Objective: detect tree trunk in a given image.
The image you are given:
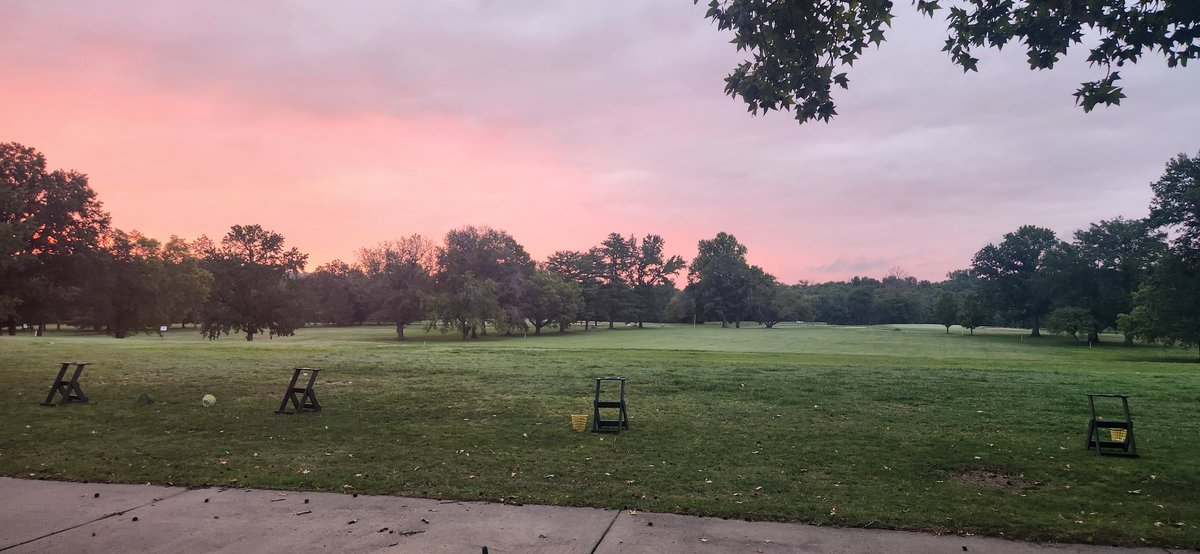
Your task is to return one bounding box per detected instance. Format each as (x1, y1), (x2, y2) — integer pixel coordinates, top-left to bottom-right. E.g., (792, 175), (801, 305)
(584, 319), (590, 331)
(245, 330), (254, 341)
(534, 322), (544, 335)
(735, 320), (741, 329)
(637, 319), (643, 329)
(470, 325), (478, 339)
(608, 319), (614, 330)
(36, 322), (46, 337)
(395, 321), (405, 340)
(1124, 333), (1134, 346)
(1029, 317), (1041, 337)
(945, 325), (950, 334)
(6, 317), (16, 335)
(1087, 330), (1099, 346)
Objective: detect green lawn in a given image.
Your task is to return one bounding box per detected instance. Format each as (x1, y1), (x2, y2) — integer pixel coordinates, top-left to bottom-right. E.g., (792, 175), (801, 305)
(1, 324), (1198, 548)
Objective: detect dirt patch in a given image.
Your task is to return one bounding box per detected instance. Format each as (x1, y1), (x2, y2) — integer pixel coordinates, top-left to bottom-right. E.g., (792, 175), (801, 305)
(950, 469), (1037, 493)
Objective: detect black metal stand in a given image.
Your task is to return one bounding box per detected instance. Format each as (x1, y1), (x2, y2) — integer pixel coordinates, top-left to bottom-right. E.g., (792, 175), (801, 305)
(276, 367), (322, 414)
(1086, 393), (1137, 457)
(592, 377), (629, 433)
(41, 362), (90, 406)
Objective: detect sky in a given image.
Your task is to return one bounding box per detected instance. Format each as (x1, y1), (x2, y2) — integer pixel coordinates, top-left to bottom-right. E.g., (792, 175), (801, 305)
(2, 2), (1198, 283)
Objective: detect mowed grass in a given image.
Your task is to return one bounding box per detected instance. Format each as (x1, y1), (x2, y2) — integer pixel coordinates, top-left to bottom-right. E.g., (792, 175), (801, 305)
(1, 324), (1199, 548)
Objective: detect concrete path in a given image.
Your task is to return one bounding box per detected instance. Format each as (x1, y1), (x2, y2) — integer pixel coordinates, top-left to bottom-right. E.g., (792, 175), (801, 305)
(0, 477), (1189, 553)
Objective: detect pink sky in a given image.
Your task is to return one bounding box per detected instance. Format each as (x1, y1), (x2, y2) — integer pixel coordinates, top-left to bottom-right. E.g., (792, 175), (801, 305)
(3, 2), (1198, 283)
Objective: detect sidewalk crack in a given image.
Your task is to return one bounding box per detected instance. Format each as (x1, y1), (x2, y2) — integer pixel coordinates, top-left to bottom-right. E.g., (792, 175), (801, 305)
(589, 510), (622, 554)
(0, 487), (192, 552)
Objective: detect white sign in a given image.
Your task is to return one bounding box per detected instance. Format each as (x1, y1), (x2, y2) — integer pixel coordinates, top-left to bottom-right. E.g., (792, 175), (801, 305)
(160, 325), (169, 333)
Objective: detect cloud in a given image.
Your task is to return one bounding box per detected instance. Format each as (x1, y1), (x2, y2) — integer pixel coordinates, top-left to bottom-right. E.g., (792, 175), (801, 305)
(1, 1), (1197, 282)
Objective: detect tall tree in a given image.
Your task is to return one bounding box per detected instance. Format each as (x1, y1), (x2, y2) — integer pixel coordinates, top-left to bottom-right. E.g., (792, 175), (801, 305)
(198, 224), (308, 341)
(524, 268), (584, 334)
(1046, 306), (1095, 343)
(1122, 150), (1200, 356)
(1119, 253), (1200, 357)
(358, 235), (436, 340)
(744, 266), (783, 327)
(160, 237), (214, 327)
(933, 291), (959, 333)
(545, 249), (605, 330)
(1149, 150), (1200, 263)
(1046, 217), (1166, 343)
(970, 225), (1059, 336)
(430, 271), (503, 340)
(699, 1), (1200, 124)
(1, 143), (111, 335)
(630, 234), (686, 327)
(774, 284), (815, 323)
(596, 233), (638, 329)
(303, 260), (366, 326)
(434, 226), (533, 338)
(77, 230), (212, 338)
(957, 290), (989, 335)
(687, 232), (753, 327)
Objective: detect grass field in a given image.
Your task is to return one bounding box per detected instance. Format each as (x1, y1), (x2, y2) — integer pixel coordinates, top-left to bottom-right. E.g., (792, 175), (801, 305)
(1, 323), (1198, 548)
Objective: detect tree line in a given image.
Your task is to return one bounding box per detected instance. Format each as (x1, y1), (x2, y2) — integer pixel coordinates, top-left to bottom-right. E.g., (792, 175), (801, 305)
(4, 142), (1199, 352)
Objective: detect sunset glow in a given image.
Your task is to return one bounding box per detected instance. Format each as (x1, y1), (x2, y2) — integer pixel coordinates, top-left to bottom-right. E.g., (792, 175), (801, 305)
(3, 2), (1198, 282)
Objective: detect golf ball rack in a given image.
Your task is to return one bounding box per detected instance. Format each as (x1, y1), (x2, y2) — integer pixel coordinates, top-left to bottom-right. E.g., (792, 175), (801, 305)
(1085, 393), (1138, 457)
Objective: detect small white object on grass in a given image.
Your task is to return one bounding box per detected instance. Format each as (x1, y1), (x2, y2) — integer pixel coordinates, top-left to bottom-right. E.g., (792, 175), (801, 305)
(202, 394), (216, 407)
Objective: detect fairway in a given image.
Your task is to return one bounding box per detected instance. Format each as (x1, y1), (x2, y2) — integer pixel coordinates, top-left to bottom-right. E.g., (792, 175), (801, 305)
(1, 324), (1198, 548)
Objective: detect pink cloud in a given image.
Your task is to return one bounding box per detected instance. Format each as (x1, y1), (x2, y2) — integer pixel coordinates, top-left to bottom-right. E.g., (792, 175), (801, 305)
(2, 2), (1197, 283)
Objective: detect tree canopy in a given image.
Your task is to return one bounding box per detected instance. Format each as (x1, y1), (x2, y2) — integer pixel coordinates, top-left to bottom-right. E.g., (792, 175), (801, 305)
(1, 142), (110, 334)
(1149, 150), (1200, 263)
(699, 0), (1200, 124)
(970, 225), (1058, 336)
(358, 235), (436, 340)
(688, 232), (755, 327)
(197, 224), (308, 341)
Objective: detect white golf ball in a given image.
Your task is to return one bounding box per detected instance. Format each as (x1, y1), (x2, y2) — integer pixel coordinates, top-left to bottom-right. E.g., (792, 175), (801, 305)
(201, 394), (216, 407)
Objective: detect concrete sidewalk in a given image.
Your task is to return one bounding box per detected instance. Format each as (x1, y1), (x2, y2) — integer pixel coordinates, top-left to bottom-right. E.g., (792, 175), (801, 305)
(0, 477), (1186, 553)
